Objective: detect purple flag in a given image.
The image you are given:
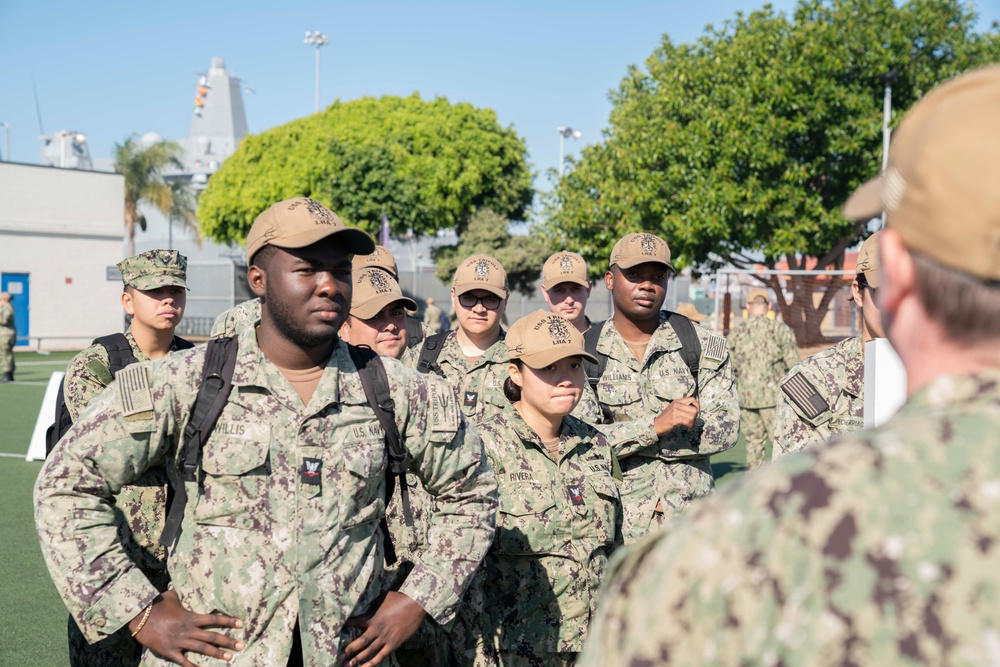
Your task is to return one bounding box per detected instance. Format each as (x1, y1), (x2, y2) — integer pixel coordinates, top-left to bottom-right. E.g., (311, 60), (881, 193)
(379, 211), (390, 246)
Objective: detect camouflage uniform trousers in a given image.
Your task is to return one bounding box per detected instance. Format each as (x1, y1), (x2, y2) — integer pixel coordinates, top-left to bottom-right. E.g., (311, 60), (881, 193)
(0, 332), (13, 375)
(741, 405), (775, 470)
(497, 649), (577, 667)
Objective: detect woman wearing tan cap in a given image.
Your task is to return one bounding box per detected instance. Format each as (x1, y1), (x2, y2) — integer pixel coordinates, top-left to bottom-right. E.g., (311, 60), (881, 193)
(456, 310), (623, 666)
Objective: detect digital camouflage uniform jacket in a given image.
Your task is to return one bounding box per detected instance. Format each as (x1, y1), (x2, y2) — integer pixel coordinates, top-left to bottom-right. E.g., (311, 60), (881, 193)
(574, 312), (739, 543)
(35, 328), (498, 666)
(404, 329), (510, 426)
(211, 298), (261, 339)
(579, 370), (1000, 666)
(727, 315), (800, 409)
(474, 405), (622, 654)
(60, 328), (188, 578)
(772, 334), (864, 460)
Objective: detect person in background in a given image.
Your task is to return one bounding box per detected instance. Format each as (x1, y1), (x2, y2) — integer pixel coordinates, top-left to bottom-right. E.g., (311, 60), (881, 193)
(540, 251), (593, 333)
(727, 288), (800, 469)
(423, 297), (444, 335)
(467, 310), (622, 666)
(772, 231), (883, 459)
(0, 291), (15, 382)
(57, 249), (193, 666)
(577, 232), (739, 543)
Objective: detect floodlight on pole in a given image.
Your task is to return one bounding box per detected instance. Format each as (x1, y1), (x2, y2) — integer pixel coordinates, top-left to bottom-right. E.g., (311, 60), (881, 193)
(304, 30), (330, 113)
(557, 126), (582, 177)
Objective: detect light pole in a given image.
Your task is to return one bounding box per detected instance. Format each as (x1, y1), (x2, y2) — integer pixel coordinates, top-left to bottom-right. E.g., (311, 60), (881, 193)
(0, 122), (9, 162)
(879, 68), (899, 230)
(304, 31), (330, 113)
(557, 126), (582, 177)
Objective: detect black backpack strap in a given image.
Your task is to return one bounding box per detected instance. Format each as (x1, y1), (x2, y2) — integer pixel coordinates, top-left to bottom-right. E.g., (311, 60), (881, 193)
(664, 311), (702, 392)
(348, 344), (409, 566)
(583, 321), (608, 388)
(173, 336), (195, 351)
(416, 331), (449, 377)
(160, 336), (238, 549)
(405, 316), (424, 350)
(94, 333), (139, 377)
(45, 379), (73, 456)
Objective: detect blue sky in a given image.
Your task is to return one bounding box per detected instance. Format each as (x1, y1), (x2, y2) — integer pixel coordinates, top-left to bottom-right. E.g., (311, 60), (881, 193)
(2, 0), (999, 197)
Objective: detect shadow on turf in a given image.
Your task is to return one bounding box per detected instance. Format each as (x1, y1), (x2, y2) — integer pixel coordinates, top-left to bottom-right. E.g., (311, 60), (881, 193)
(712, 461), (747, 480)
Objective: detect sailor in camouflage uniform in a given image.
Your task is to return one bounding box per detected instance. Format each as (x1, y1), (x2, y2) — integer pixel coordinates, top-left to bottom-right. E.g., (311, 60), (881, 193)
(579, 66), (1000, 667)
(35, 198), (498, 667)
(576, 233), (739, 544)
(406, 254), (511, 426)
(470, 311), (622, 667)
(727, 288), (800, 469)
(771, 231), (883, 459)
(540, 251), (594, 334)
(0, 291), (15, 382)
(57, 249), (190, 666)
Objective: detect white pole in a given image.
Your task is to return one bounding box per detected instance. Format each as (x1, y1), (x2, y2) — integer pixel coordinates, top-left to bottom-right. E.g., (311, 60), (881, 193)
(881, 83), (891, 173)
(559, 132), (565, 177)
(315, 46), (321, 113)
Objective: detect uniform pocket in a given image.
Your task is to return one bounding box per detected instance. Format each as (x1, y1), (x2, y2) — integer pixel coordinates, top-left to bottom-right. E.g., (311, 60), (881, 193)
(585, 475), (620, 544)
(341, 438), (387, 528)
(194, 437), (270, 530)
(497, 483), (558, 556)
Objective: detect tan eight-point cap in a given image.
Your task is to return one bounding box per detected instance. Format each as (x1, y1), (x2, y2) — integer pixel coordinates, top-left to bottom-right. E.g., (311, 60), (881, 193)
(353, 245), (398, 279)
(506, 310), (598, 369)
(855, 231), (882, 288)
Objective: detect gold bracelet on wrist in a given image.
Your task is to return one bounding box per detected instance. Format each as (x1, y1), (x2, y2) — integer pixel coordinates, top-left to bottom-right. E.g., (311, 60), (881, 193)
(130, 603), (153, 638)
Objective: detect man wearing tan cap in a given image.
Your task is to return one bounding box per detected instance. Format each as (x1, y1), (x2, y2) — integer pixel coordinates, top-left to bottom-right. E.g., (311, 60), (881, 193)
(578, 66), (1000, 666)
(36, 197), (498, 666)
(727, 287), (800, 469)
(339, 267), (417, 360)
(577, 232), (739, 544)
(541, 251), (594, 333)
(409, 253), (511, 425)
(772, 231), (884, 460)
(49, 249), (193, 666)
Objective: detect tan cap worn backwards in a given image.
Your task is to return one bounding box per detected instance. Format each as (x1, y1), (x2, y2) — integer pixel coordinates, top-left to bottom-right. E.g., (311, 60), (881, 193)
(353, 245), (398, 280)
(844, 66), (1000, 281)
(609, 232), (675, 272)
(118, 250), (188, 290)
(542, 252), (590, 289)
(452, 254), (509, 298)
(747, 288), (770, 305)
(855, 231), (882, 288)
(350, 268), (417, 320)
(506, 310), (598, 369)
(675, 302), (708, 322)
(245, 198), (375, 263)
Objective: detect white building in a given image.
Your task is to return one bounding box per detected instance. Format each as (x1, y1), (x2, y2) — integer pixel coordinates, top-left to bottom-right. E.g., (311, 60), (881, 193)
(0, 162), (125, 350)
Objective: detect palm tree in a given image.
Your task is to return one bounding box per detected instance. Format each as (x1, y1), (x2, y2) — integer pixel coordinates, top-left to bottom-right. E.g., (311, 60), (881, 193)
(114, 135), (199, 255)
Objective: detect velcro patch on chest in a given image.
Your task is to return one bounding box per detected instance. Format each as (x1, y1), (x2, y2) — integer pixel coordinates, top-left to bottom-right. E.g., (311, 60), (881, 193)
(703, 334), (728, 363)
(463, 391), (478, 410)
(117, 365), (153, 417)
(429, 380), (459, 433)
(567, 484), (585, 506)
(781, 372), (830, 420)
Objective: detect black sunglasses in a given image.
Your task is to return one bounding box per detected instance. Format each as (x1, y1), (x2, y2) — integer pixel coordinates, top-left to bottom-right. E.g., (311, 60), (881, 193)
(458, 293), (503, 310)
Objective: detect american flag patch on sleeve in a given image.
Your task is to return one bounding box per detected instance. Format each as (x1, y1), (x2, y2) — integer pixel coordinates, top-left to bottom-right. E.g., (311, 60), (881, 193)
(117, 365), (153, 417)
(781, 372), (829, 420)
(703, 335), (728, 363)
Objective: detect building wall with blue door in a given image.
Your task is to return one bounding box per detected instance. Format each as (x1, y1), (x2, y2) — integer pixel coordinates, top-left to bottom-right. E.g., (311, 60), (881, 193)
(0, 162), (124, 350)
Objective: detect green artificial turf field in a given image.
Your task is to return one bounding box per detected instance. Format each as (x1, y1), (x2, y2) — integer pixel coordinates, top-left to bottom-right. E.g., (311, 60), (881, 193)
(0, 349), (754, 665)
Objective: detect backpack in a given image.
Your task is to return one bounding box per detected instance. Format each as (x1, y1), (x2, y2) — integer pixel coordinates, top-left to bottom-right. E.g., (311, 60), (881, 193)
(404, 315), (425, 350)
(583, 312), (702, 391)
(45, 333), (194, 456)
(158, 338), (409, 565)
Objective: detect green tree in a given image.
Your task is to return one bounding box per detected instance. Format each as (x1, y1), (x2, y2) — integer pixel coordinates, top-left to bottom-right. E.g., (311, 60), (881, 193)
(548, 0), (1000, 343)
(114, 136), (198, 256)
(434, 209), (550, 296)
(198, 94), (534, 245)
